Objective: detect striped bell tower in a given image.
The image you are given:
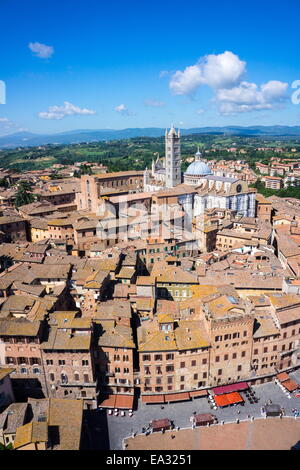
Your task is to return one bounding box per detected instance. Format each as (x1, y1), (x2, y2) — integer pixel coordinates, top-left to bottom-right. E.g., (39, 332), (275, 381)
(165, 125), (181, 188)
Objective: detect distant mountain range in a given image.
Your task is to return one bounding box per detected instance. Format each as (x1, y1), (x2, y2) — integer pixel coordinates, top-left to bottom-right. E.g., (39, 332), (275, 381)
(1, 125), (300, 149)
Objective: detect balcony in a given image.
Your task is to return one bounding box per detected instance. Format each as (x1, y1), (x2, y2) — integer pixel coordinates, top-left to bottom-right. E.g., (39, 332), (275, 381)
(280, 347), (298, 356)
(58, 380), (97, 387)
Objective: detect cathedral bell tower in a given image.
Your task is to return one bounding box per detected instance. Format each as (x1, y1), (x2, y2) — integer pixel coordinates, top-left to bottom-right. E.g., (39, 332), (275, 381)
(165, 125), (181, 188)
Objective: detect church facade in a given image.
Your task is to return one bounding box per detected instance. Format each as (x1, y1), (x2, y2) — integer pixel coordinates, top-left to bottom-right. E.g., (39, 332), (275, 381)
(193, 176), (256, 218)
(143, 126), (256, 218)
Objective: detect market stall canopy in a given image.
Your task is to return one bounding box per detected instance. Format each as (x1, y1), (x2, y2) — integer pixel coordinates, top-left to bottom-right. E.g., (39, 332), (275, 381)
(265, 404), (281, 416)
(150, 418), (171, 431)
(141, 395), (165, 404)
(165, 392), (190, 403)
(277, 372), (289, 382)
(189, 390), (208, 398)
(282, 379), (299, 392)
(194, 413), (215, 426)
(215, 391), (244, 407)
(212, 382), (249, 395)
(115, 394), (134, 409)
(99, 395), (116, 408)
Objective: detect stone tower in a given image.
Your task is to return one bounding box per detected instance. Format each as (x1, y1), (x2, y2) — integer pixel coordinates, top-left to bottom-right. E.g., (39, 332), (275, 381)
(165, 125), (181, 188)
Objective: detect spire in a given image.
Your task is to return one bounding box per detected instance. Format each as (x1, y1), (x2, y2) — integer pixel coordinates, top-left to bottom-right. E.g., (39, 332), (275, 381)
(168, 124), (176, 136)
(195, 146), (202, 161)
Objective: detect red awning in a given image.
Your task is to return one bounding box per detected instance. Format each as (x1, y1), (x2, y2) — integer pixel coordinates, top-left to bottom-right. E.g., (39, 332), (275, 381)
(189, 390), (208, 398)
(282, 379), (299, 392)
(141, 394), (165, 404)
(277, 372), (289, 383)
(212, 382), (249, 395)
(165, 392), (190, 402)
(215, 391), (244, 407)
(99, 395), (116, 408)
(115, 394), (134, 409)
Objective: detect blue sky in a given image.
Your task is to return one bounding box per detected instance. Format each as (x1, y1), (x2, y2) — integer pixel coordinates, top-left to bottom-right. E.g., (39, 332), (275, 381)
(1, 0), (300, 135)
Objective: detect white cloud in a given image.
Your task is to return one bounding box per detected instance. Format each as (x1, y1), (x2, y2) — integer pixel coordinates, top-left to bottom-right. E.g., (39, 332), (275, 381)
(201, 51), (246, 89)
(196, 108), (205, 115)
(38, 101), (96, 120)
(261, 80), (288, 101)
(216, 80), (288, 114)
(169, 51), (246, 95)
(159, 70), (170, 78)
(170, 64), (203, 96)
(0, 117), (14, 129)
(169, 50), (288, 114)
(144, 99), (166, 107)
(114, 104), (134, 116)
(29, 42), (54, 59)
(115, 104), (127, 113)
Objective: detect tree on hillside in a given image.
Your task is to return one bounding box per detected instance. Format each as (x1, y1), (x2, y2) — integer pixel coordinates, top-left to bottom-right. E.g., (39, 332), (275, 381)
(73, 164), (93, 178)
(14, 180), (35, 208)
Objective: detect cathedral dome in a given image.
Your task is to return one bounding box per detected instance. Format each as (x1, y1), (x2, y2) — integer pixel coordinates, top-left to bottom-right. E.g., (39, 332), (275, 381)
(185, 160), (212, 176)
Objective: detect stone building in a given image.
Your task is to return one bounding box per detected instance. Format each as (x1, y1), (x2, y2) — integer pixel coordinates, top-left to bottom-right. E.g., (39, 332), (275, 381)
(138, 315), (210, 397)
(0, 216), (28, 243)
(202, 294), (254, 385)
(97, 322), (136, 399)
(155, 266), (198, 301)
(0, 319), (46, 400)
(40, 313), (97, 409)
(256, 194), (272, 223)
(78, 171), (144, 213)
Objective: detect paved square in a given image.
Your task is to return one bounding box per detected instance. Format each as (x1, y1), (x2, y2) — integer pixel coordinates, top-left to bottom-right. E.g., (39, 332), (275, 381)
(89, 369), (300, 449)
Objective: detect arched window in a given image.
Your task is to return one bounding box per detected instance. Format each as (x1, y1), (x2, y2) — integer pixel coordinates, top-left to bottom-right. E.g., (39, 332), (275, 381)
(61, 372), (68, 384)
